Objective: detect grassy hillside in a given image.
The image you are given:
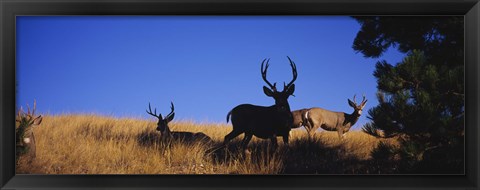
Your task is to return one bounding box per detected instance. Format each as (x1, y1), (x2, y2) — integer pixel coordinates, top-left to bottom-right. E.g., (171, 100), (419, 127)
(16, 114), (398, 174)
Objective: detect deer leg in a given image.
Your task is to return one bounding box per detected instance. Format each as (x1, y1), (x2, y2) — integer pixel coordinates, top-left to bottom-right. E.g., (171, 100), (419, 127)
(304, 126), (311, 139)
(282, 134), (289, 147)
(205, 130), (243, 154)
(223, 129), (243, 146)
(306, 120), (316, 139)
(241, 133), (253, 155)
(309, 127), (317, 139)
(270, 135), (278, 152)
(241, 133), (253, 150)
(337, 130), (344, 140)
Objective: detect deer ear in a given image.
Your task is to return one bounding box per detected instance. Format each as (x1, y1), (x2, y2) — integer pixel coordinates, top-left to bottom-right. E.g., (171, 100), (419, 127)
(263, 86), (274, 97)
(285, 84), (295, 96)
(348, 99), (356, 107)
(166, 112), (175, 123)
(33, 116), (43, 125)
(360, 100), (368, 108)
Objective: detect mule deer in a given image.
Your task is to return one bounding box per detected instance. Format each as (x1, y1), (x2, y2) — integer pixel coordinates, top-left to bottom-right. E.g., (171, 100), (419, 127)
(222, 57), (297, 151)
(303, 95), (367, 139)
(146, 102), (211, 144)
(16, 100), (43, 163)
(291, 108), (313, 138)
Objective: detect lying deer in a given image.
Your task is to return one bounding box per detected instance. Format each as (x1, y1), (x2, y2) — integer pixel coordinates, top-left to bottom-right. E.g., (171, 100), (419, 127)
(301, 95), (367, 139)
(146, 102), (211, 144)
(222, 57), (297, 151)
(16, 100), (43, 163)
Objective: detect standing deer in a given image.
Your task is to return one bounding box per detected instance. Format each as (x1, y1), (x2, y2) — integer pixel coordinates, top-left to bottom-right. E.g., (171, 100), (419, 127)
(146, 102), (211, 143)
(291, 108), (314, 138)
(16, 100), (43, 164)
(222, 57), (297, 151)
(303, 95), (367, 139)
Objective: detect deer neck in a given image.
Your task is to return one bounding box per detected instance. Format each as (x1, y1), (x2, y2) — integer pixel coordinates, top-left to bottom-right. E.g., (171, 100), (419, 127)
(162, 126), (172, 138)
(343, 111), (361, 126)
(272, 103), (291, 113)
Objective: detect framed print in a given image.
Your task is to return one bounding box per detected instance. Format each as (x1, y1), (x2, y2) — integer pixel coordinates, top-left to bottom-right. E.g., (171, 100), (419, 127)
(1, 0), (479, 189)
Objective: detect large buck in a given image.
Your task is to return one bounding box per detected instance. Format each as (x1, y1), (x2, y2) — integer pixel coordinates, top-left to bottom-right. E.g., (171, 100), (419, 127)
(146, 102), (211, 143)
(222, 57), (297, 151)
(16, 100), (43, 163)
(299, 95), (367, 139)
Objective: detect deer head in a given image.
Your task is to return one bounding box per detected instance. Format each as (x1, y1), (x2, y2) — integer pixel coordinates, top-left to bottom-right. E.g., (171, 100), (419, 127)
(261, 56), (297, 112)
(348, 94), (368, 116)
(146, 102), (175, 136)
(16, 100), (43, 128)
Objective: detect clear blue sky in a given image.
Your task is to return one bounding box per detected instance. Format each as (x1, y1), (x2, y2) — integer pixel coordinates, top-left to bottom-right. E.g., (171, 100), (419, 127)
(16, 16), (404, 129)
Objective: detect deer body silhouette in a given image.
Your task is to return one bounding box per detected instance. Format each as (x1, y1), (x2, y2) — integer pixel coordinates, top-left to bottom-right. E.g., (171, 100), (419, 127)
(223, 57), (298, 151)
(147, 102), (211, 143)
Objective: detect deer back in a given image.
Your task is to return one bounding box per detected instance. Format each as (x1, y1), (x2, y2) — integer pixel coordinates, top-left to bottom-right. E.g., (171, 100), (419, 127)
(307, 107), (347, 131)
(170, 131), (212, 144)
(229, 104), (292, 138)
(291, 108), (309, 129)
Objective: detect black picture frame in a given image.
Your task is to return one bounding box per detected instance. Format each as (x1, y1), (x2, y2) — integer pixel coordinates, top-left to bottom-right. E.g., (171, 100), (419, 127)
(1, 0), (478, 189)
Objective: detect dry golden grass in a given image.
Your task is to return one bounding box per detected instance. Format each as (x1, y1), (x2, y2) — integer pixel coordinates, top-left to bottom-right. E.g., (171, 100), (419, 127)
(16, 114), (397, 174)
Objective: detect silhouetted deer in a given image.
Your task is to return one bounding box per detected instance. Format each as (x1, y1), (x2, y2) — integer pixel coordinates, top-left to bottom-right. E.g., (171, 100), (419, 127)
(303, 95), (367, 139)
(146, 102), (211, 144)
(222, 57), (298, 151)
(16, 100), (43, 163)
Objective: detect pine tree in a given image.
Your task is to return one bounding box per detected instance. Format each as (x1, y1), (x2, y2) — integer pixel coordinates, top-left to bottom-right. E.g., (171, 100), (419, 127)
(353, 16), (464, 173)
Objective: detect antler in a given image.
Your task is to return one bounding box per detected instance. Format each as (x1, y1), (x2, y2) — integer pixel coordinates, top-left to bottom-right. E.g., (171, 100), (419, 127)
(361, 94), (367, 106)
(146, 103), (161, 119)
(352, 94), (367, 106)
(16, 107), (23, 122)
(284, 56), (297, 90)
(261, 58), (277, 91)
(27, 100), (39, 121)
(165, 102), (174, 120)
(30, 100), (36, 117)
(16, 100), (42, 125)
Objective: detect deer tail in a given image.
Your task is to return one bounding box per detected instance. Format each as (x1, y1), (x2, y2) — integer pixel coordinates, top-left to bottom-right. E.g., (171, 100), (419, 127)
(226, 110), (232, 123)
(302, 110), (310, 126)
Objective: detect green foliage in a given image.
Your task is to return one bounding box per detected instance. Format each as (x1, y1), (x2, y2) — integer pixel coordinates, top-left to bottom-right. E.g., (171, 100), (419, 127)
(369, 141), (399, 173)
(355, 16), (464, 173)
